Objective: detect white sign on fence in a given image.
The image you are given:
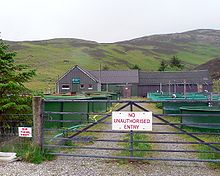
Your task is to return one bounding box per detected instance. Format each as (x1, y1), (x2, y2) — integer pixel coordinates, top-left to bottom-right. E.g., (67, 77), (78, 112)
(112, 111), (152, 131)
(18, 127), (32, 137)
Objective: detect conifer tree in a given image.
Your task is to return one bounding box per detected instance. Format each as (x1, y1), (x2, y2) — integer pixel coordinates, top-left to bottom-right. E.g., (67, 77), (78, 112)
(158, 60), (167, 71)
(0, 41), (36, 115)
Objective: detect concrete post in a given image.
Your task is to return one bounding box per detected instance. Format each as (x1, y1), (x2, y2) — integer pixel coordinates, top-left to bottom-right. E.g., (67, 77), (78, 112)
(33, 96), (43, 147)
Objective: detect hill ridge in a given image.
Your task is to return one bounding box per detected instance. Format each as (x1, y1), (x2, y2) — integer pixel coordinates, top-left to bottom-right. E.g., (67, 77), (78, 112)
(3, 28), (220, 90)
(4, 29), (220, 44)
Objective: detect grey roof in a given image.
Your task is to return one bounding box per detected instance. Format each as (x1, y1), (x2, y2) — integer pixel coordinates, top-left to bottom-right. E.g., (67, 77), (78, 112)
(139, 70), (211, 85)
(76, 65), (99, 82)
(89, 70), (139, 84)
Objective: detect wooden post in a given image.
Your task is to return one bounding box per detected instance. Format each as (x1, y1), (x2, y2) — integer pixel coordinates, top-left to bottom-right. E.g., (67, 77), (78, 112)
(33, 96), (43, 147)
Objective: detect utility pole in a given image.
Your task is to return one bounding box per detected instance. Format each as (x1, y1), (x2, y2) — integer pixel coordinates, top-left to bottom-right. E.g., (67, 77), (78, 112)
(98, 63), (102, 91)
(183, 79), (186, 98)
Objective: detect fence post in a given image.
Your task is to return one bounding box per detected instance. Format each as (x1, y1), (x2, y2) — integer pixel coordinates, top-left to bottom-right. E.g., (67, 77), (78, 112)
(33, 96), (43, 147)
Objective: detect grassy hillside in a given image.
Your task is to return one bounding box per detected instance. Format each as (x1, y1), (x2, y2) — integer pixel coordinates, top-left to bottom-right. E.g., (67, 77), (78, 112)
(5, 29), (220, 91)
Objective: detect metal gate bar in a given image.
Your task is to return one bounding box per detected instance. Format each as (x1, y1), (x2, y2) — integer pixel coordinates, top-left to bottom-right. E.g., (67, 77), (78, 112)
(68, 102), (130, 139)
(44, 145), (220, 154)
(132, 102), (220, 152)
(43, 99), (220, 163)
(44, 138), (220, 145)
(43, 129), (220, 135)
(48, 153), (220, 163)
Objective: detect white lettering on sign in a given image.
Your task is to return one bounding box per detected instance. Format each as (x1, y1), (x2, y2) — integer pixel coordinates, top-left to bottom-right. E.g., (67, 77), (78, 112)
(112, 111), (152, 131)
(18, 127), (32, 137)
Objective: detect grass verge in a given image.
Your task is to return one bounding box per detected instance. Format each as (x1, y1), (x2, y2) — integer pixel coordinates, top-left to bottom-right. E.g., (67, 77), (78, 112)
(117, 133), (152, 164)
(1, 139), (55, 164)
(181, 126), (220, 168)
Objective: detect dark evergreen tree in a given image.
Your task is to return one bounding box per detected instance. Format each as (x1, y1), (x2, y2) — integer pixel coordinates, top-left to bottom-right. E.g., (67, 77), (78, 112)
(158, 60), (167, 71)
(0, 41), (36, 115)
(169, 56), (184, 69)
(158, 56), (184, 71)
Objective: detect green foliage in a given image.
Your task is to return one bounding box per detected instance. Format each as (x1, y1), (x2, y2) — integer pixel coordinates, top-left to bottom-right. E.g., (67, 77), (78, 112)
(102, 65), (110, 70)
(198, 143), (220, 168)
(64, 139), (76, 146)
(165, 65), (184, 71)
(32, 90), (44, 97)
(169, 56), (184, 69)
(213, 80), (220, 93)
(129, 64), (141, 70)
(1, 139), (55, 164)
(158, 60), (167, 71)
(0, 41), (36, 114)
(158, 56), (184, 71)
(155, 103), (163, 109)
(118, 133), (152, 163)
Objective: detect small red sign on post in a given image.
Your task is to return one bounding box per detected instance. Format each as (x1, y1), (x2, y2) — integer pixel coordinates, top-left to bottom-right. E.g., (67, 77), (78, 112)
(18, 127), (32, 137)
(112, 111), (152, 131)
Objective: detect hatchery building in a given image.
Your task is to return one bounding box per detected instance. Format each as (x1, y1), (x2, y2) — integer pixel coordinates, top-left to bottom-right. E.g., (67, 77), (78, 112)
(56, 65), (212, 97)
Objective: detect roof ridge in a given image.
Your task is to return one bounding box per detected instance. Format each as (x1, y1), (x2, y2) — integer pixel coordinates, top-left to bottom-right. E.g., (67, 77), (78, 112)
(140, 69), (208, 73)
(76, 65), (99, 82)
(89, 70), (139, 72)
(56, 65), (99, 83)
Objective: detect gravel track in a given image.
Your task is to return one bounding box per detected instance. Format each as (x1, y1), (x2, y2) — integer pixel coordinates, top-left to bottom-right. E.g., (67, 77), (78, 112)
(1, 104), (220, 176)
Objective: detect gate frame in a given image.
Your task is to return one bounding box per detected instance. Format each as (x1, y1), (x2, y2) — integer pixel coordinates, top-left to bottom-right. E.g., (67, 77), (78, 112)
(38, 98), (220, 163)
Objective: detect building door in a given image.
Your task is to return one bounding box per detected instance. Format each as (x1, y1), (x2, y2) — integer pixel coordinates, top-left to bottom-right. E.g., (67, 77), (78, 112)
(72, 84), (79, 93)
(122, 86), (131, 98)
(72, 78), (80, 93)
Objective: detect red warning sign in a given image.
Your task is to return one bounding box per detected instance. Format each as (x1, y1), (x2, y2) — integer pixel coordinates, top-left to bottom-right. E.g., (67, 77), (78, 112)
(18, 127), (32, 137)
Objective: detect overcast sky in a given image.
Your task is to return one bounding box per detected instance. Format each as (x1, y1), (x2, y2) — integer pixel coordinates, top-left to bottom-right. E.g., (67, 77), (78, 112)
(0, 0), (220, 43)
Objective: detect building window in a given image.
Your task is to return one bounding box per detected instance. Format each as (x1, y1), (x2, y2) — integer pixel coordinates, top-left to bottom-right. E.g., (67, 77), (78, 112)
(80, 84), (85, 89)
(61, 84), (70, 90)
(88, 84), (93, 90)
